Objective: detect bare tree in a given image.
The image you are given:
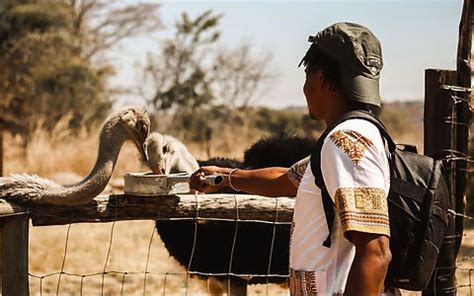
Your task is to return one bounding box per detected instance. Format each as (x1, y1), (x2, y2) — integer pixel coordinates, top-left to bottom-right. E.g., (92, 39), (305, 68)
(66, 0), (162, 60)
(142, 10), (221, 113)
(212, 43), (276, 108)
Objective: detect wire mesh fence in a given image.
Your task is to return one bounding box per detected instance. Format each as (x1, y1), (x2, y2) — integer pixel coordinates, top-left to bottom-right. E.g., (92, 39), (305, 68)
(23, 200), (474, 295)
(4, 85), (474, 295)
(27, 194), (292, 295)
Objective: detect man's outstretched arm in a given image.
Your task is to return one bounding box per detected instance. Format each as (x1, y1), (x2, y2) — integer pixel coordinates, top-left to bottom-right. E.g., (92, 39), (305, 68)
(189, 166), (298, 197)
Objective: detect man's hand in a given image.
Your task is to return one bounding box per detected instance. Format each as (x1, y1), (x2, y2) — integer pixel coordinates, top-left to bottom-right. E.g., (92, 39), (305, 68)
(189, 166), (231, 193)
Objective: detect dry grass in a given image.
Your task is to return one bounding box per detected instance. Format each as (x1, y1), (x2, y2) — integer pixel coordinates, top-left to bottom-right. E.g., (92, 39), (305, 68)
(28, 220), (288, 295)
(28, 221), (209, 295)
(4, 125), (286, 295)
(4, 124), (146, 179)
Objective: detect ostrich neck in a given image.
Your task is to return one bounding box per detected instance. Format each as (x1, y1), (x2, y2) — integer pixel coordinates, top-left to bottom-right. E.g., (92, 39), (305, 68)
(172, 147), (199, 174)
(45, 124), (126, 205)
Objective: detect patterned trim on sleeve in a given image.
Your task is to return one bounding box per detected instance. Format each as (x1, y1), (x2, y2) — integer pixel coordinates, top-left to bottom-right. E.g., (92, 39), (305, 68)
(289, 221), (295, 259)
(334, 187), (390, 236)
(287, 157), (310, 187)
(289, 269), (317, 295)
(328, 130), (373, 165)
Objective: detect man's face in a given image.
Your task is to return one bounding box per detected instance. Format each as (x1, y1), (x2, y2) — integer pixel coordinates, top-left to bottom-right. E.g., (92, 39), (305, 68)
(303, 67), (325, 120)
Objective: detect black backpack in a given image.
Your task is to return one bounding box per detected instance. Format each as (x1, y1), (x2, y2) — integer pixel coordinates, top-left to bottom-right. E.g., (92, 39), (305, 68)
(310, 110), (452, 291)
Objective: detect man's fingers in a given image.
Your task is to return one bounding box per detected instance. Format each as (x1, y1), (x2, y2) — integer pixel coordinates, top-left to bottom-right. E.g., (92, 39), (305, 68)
(189, 166), (226, 193)
(189, 170), (204, 191)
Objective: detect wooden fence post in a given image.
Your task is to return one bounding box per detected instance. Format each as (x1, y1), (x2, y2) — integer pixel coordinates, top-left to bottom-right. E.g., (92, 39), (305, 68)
(423, 69), (458, 295)
(455, 0), (472, 255)
(0, 132), (3, 177)
(423, 1), (471, 294)
(0, 212), (29, 296)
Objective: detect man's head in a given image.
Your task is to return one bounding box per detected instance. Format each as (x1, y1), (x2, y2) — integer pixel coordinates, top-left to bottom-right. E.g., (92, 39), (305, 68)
(300, 22), (383, 120)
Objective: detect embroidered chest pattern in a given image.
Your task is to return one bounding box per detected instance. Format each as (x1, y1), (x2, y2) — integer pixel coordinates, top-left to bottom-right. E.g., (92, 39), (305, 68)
(329, 130), (374, 165)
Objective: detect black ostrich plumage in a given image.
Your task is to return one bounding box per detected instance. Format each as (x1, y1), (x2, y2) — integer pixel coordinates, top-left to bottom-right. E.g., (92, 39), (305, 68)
(156, 133), (315, 285)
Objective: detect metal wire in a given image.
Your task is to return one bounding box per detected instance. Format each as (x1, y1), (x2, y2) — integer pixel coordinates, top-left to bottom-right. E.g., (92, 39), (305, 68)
(39, 276), (43, 296)
(55, 210), (74, 295)
(227, 194), (240, 295)
(162, 272), (168, 296)
(21, 195), (474, 295)
(120, 272), (127, 296)
(101, 197), (118, 296)
(80, 275), (85, 296)
(441, 85), (472, 92)
(18, 85), (474, 295)
(185, 192), (200, 296)
(29, 212), (292, 225)
(266, 198), (280, 296)
(143, 224), (156, 295)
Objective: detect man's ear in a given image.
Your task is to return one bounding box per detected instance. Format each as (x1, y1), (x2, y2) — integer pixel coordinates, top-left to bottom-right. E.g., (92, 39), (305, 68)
(316, 70), (331, 91)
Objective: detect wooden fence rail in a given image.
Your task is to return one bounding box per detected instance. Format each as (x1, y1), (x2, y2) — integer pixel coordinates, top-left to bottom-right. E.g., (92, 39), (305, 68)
(27, 194), (295, 226)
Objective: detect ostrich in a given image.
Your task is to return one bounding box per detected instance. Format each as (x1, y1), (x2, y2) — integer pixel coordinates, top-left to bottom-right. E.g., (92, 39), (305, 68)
(144, 132), (200, 174)
(143, 132), (314, 295)
(47, 172), (116, 194)
(1, 107), (150, 206)
(144, 132), (243, 175)
(243, 133), (316, 169)
(144, 132), (315, 175)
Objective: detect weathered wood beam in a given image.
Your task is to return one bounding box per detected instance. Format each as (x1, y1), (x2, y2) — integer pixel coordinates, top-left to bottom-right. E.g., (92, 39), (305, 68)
(457, 0), (472, 88)
(424, 69), (458, 157)
(0, 132), (3, 177)
(0, 213), (29, 296)
(454, 0), (472, 254)
(27, 194), (295, 226)
(423, 69), (458, 296)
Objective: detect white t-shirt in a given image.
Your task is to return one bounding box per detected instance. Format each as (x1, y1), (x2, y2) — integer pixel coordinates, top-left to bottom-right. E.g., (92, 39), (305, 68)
(286, 119), (391, 295)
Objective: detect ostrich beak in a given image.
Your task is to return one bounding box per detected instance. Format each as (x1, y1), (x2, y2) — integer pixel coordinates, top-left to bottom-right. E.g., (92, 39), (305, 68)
(151, 166), (165, 175)
(141, 143), (149, 162)
(134, 138), (148, 162)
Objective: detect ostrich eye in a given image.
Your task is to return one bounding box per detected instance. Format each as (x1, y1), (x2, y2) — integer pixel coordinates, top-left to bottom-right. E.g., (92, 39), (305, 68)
(162, 145), (168, 154)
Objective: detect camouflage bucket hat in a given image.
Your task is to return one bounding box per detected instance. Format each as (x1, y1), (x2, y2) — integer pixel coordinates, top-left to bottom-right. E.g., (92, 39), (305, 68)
(302, 22), (383, 107)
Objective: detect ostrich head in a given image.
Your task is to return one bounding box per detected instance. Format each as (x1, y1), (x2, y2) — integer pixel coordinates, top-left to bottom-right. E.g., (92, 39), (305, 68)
(117, 107), (150, 162)
(144, 132), (173, 175)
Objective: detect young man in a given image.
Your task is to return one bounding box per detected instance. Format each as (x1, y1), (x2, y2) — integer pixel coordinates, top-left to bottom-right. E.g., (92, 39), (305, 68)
(190, 22), (392, 295)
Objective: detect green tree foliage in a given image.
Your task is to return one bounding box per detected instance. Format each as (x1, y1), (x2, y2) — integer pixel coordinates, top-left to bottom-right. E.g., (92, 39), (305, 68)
(0, 0), (110, 140)
(0, 0), (161, 144)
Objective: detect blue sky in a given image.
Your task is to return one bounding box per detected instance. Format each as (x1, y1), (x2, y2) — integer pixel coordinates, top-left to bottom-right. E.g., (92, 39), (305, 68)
(112, 0), (465, 109)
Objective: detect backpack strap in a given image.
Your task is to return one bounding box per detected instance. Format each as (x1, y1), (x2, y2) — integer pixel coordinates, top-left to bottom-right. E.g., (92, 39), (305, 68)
(310, 110), (394, 248)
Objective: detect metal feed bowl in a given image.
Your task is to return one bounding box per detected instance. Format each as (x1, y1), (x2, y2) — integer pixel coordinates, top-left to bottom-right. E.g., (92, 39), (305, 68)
(124, 172), (191, 196)
(124, 172), (224, 196)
